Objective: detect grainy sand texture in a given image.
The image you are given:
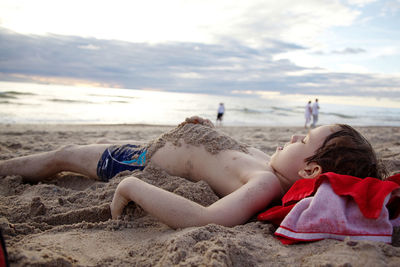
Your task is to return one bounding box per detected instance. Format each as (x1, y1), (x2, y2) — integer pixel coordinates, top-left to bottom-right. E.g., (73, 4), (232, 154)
(1, 124), (400, 266)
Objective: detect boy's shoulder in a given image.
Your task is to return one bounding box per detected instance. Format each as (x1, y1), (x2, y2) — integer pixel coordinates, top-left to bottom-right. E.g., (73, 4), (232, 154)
(247, 170), (284, 198)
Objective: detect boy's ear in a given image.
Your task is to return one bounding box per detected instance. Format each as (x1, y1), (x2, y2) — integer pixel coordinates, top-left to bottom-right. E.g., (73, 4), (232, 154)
(298, 162), (322, 179)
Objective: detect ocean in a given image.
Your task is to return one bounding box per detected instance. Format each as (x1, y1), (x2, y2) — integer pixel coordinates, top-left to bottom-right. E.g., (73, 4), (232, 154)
(0, 81), (399, 126)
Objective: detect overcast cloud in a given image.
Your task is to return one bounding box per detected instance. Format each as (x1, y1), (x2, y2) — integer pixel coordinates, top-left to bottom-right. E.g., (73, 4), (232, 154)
(0, 0), (399, 99)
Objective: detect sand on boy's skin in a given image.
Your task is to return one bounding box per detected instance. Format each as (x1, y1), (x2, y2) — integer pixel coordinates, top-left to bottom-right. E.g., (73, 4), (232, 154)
(146, 123), (249, 159)
(1, 123), (400, 266)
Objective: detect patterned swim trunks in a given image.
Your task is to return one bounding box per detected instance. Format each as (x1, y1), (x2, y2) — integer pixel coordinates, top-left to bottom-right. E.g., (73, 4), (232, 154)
(96, 144), (147, 182)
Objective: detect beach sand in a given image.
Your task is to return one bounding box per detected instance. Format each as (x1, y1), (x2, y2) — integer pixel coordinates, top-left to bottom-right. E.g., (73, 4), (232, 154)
(1, 123), (400, 266)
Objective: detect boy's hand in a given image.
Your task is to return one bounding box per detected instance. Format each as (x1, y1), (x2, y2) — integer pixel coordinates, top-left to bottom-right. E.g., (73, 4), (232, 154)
(110, 179), (132, 219)
(179, 116), (215, 128)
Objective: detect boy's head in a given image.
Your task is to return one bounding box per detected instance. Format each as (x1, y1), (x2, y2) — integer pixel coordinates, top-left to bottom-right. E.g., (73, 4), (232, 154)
(305, 124), (387, 180)
(270, 124), (386, 186)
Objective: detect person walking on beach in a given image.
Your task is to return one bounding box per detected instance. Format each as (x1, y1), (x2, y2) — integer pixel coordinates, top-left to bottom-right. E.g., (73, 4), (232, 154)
(304, 100), (312, 128)
(216, 103), (225, 126)
(311, 98), (320, 128)
(0, 116), (385, 229)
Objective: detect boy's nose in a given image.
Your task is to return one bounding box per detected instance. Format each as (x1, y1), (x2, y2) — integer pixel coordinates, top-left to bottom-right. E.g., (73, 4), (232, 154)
(290, 135), (303, 143)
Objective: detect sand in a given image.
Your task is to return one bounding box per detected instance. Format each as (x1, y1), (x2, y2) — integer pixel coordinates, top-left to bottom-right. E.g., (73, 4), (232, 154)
(1, 123), (400, 266)
(147, 123), (249, 157)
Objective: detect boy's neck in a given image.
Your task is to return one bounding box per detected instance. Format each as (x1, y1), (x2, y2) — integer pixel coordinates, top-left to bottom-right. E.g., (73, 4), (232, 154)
(269, 166), (293, 195)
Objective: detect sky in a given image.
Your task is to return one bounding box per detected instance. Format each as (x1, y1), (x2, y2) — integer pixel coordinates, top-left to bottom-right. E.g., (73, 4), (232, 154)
(0, 0), (399, 102)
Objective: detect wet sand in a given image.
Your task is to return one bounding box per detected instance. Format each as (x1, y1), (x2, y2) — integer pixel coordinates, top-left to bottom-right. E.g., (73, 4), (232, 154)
(1, 123), (400, 266)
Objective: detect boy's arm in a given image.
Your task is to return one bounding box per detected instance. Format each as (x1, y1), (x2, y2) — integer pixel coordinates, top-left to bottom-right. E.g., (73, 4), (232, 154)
(110, 173), (281, 228)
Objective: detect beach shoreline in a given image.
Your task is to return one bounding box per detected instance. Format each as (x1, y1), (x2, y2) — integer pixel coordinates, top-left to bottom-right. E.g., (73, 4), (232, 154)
(2, 81), (400, 127)
(1, 124), (400, 266)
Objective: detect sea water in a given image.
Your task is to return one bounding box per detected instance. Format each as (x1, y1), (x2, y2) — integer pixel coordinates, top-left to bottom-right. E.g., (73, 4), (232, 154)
(0, 81), (399, 126)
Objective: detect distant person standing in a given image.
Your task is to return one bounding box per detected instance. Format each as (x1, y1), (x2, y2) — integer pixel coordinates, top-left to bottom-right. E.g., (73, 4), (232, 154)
(216, 103), (225, 126)
(311, 98), (320, 128)
(304, 100), (312, 128)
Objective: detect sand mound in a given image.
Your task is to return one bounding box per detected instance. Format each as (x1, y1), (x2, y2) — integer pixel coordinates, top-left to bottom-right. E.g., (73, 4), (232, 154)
(1, 124), (400, 266)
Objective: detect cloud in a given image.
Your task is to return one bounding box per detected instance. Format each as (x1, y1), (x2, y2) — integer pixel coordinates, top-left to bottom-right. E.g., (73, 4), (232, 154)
(312, 47), (367, 55)
(0, 28), (399, 98)
(0, 0), (360, 48)
(346, 0), (378, 7)
(0, 28), (305, 92)
(332, 48), (367, 54)
(381, 0), (400, 16)
(78, 44), (101, 50)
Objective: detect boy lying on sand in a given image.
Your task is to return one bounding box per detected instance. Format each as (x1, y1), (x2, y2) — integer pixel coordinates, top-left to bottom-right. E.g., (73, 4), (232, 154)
(0, 116), (386, 229)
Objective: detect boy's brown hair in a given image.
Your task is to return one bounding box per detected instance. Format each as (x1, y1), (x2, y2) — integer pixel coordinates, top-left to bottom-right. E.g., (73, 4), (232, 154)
(306, 124), (387, 180)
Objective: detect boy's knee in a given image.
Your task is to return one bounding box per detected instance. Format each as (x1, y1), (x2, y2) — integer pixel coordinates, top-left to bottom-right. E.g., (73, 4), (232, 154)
(54, 144), (79, 162)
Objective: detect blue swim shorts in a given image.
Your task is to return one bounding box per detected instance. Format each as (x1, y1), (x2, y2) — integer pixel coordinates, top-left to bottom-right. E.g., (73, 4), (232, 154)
(96, 144), (148, 182)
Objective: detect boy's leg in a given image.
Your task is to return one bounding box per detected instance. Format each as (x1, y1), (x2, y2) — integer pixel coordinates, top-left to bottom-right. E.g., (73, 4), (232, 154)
(0, 144), (110, 182)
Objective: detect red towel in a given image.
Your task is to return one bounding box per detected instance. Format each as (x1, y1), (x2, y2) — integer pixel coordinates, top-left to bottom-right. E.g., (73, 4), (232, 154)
(0, 230), (9, 267)
(258, 172), (400, 244)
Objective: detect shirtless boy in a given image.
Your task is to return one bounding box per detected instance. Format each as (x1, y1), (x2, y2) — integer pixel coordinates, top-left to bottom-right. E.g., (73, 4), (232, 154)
(0, 116), (385, 229)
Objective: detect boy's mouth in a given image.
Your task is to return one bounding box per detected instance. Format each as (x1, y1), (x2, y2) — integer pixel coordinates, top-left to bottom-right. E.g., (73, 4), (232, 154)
(277, 146), (283, 151)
